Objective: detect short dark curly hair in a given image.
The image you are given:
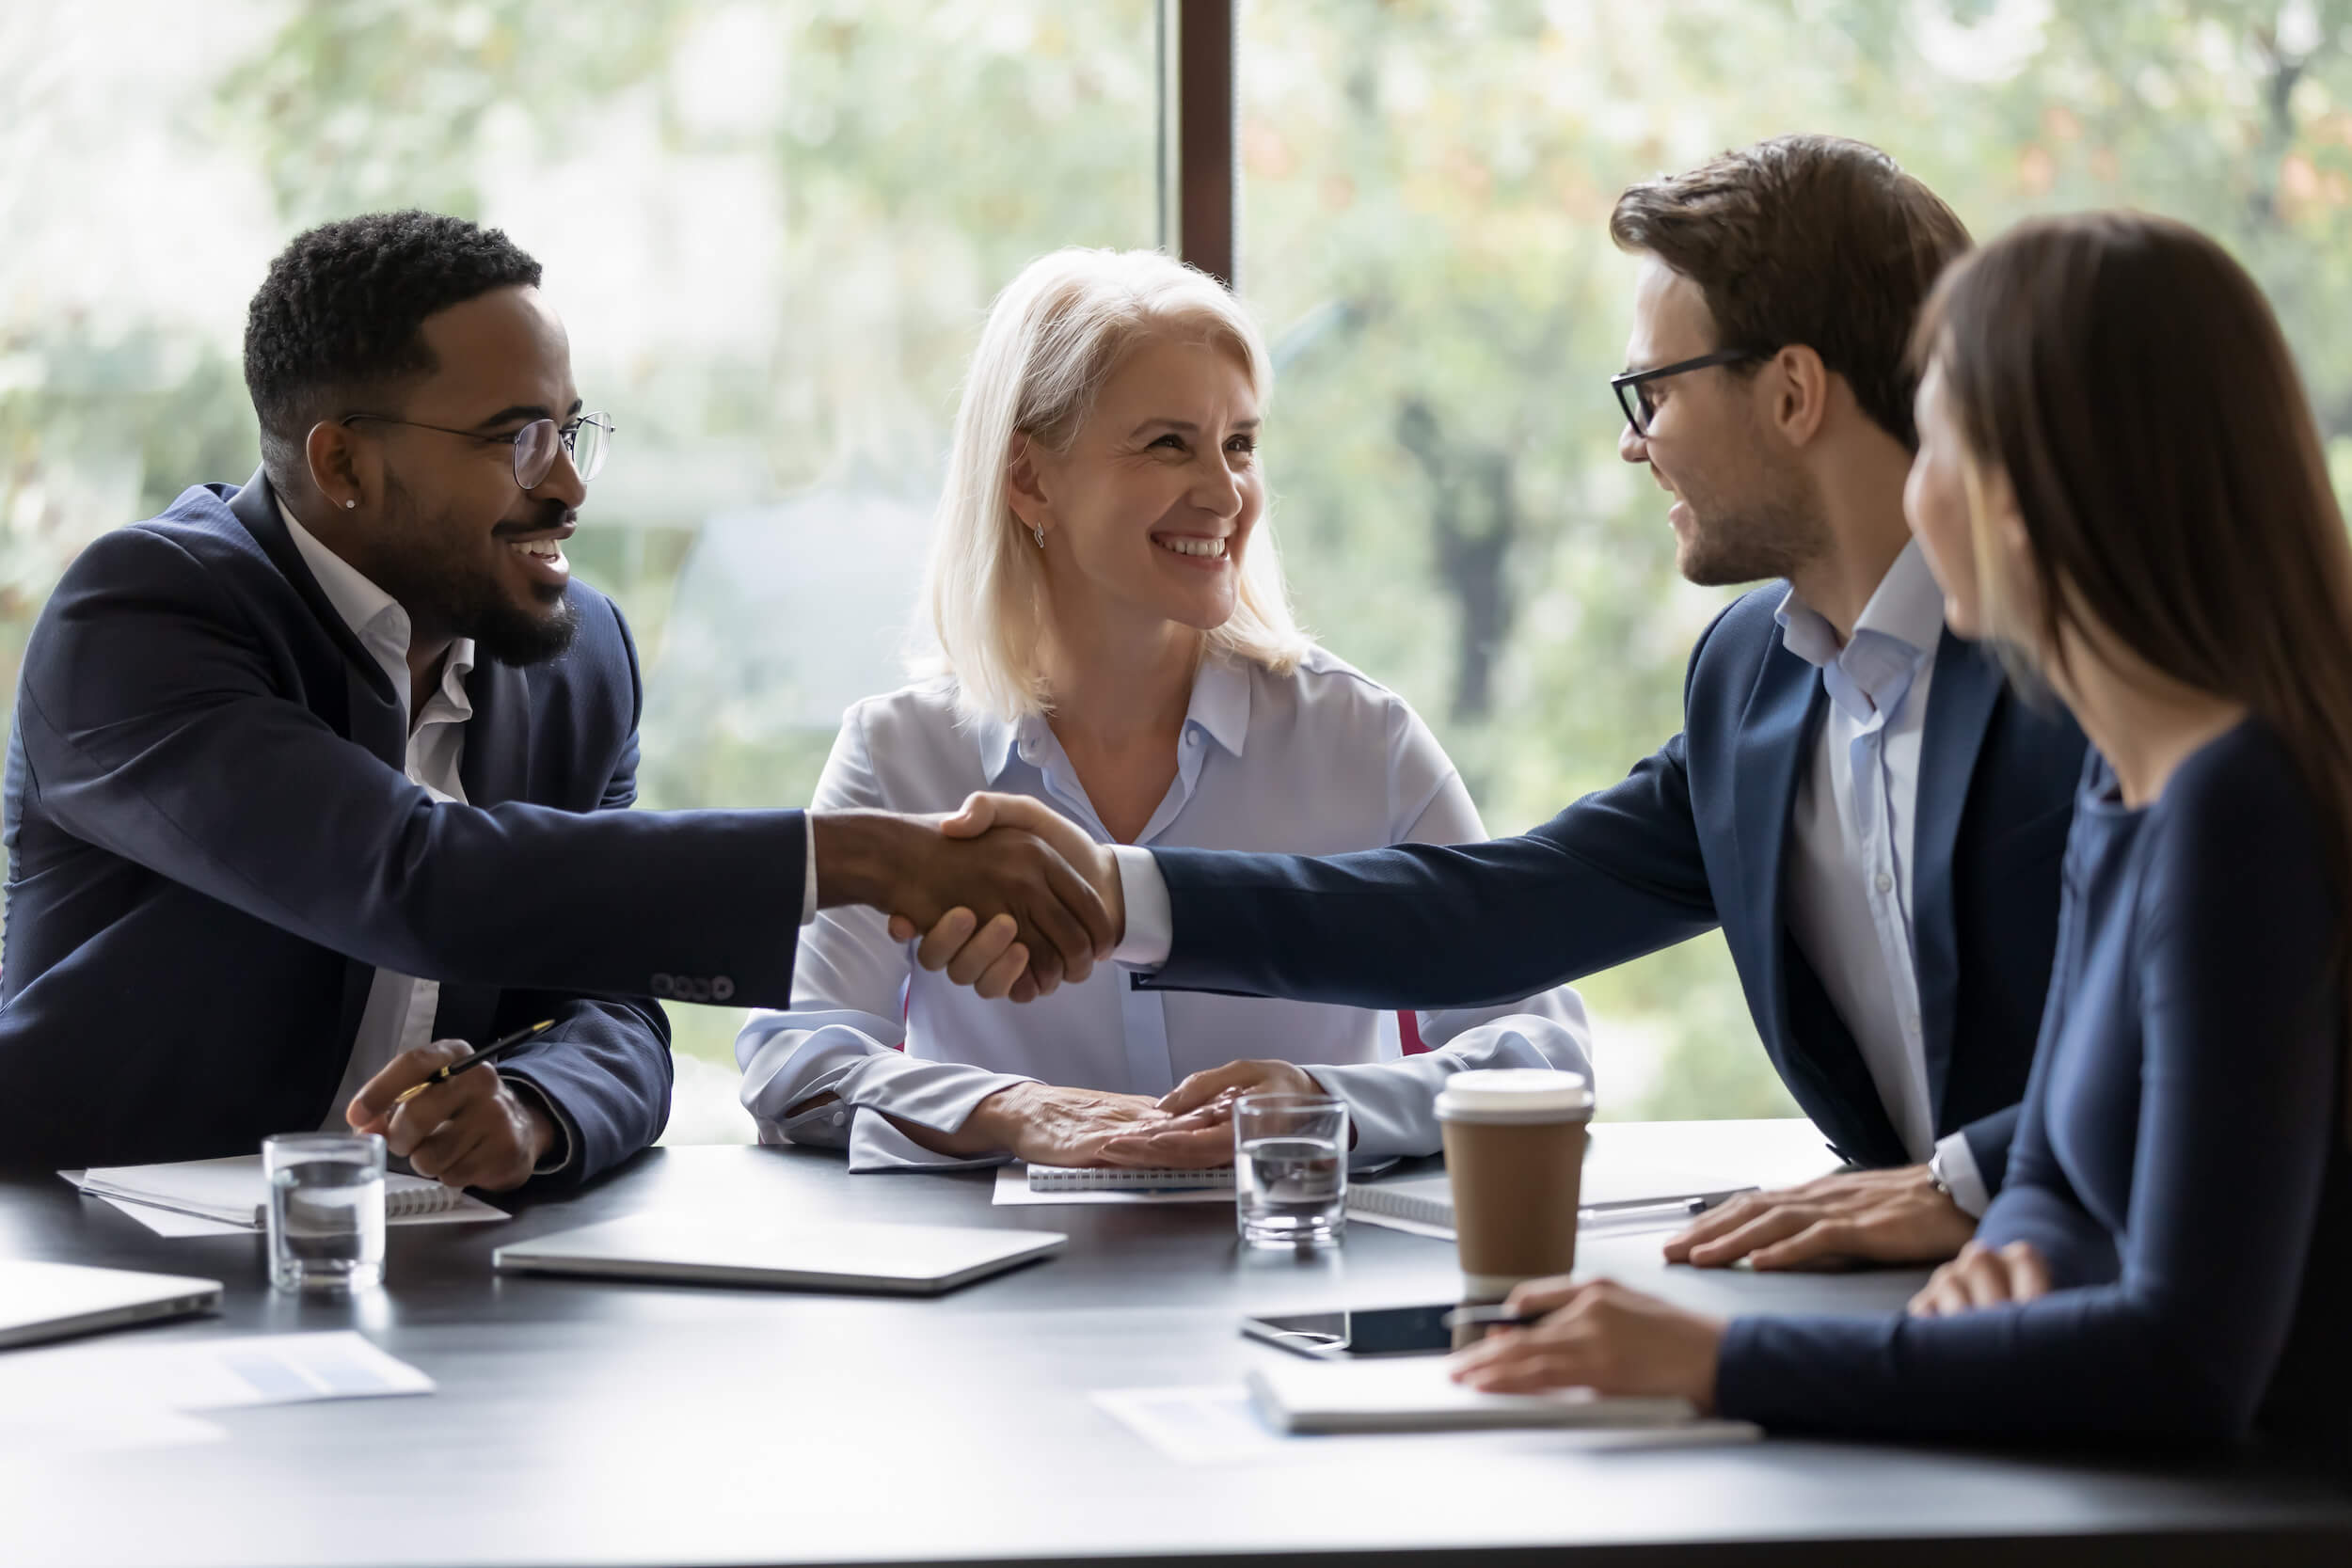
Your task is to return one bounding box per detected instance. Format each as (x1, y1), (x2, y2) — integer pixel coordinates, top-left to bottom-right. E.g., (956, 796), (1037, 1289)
(243, 210), (543, 479)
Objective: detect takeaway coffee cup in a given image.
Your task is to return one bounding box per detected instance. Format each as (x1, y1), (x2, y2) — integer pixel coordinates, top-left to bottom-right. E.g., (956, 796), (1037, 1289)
(1434, 1069), (1595, 1302)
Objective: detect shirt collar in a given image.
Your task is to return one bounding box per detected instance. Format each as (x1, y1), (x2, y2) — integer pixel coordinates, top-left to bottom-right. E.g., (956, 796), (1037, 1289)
(1774, 540), (1945, 720)
(1774, 540), (1944, 669)
(971, 650), (1254, 784)
(278, 499), (477, 713)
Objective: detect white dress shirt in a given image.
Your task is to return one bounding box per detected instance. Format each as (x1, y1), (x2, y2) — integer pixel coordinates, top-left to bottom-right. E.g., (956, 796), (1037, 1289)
(279, 502), (597, 1169)
(1113, 543), (1990, 1212)
(1772, 543), (1985, 1211)
(735, 648), (1594, 1170)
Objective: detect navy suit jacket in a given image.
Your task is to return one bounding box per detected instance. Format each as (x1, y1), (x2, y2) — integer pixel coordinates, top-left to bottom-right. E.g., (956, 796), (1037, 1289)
(0, 471), (807, 1178)
(1144, 584), (2087, 1186)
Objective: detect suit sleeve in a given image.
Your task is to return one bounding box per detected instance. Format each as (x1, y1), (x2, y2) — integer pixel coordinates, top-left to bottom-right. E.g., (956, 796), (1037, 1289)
(491, 597), (676, 1183)
(1954, 1103), (2022, 1198)
(1303, 700), (1597, 1161)
(13, 524), (807, 1009)
(1714, 765), (2342, 1445)
(1141, 668), (1720, 1012)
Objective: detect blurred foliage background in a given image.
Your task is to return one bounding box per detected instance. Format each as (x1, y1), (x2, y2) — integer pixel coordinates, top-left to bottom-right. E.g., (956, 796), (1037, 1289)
(8, 0), (2351, 1138)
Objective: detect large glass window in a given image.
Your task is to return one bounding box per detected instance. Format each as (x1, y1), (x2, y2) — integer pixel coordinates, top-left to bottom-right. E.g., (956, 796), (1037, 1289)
(1240, 0), (2352, 1120)
(3, 0), (1157, 1138)
(10, 2), (2352, 1136)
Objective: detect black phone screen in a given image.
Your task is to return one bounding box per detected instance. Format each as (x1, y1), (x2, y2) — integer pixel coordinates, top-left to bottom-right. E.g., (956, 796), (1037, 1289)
(1240, 1303), (1458, 1359)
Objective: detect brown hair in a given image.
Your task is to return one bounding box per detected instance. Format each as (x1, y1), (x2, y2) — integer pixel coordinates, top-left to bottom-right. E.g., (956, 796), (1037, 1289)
(1918, 211), (2352, 1131)
(1610, 135), (1970, 450)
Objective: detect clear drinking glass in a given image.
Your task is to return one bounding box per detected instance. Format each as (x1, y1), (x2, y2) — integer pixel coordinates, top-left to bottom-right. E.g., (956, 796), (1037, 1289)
(262, 1132), (387, 1291)
(1233, 1093), (1348, 1247)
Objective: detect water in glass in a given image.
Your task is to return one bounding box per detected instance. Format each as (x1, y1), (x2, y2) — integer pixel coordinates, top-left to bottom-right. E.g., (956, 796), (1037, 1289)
(263, 1134), (386, 1291)
(1233, 1094), (1348, 1246)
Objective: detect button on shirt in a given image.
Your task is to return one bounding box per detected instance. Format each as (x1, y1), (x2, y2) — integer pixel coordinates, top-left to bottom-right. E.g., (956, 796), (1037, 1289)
(735, 650), (1594, 1171)
(276, 503), (595, 1166)
(1775, 541), (1987, 1211)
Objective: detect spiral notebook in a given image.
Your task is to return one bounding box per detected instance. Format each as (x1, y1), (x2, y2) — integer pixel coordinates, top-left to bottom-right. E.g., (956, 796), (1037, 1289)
(1026, 1164), (1234, 1192)
(72, 1156), (506, 1228)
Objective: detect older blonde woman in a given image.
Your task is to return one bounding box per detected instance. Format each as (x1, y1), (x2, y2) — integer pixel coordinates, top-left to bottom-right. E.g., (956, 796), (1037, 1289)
(735, 247), (1591, 1171)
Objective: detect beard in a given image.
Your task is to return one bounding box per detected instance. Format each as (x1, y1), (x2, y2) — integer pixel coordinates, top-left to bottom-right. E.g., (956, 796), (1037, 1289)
(366, 476), (580, 667)
(1672, 462), (1832, 589)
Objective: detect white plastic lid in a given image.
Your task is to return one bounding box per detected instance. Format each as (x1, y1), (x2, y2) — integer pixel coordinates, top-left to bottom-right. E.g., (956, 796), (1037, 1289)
(1433, 1069), (1595, 1122)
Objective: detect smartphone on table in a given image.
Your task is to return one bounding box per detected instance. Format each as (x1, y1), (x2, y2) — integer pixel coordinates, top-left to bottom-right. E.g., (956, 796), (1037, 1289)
(1240, 1303), (1467, 1359)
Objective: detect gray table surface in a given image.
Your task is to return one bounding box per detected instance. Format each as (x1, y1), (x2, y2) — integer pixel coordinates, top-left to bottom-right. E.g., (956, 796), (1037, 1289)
(2, 1123), (2346, 1568)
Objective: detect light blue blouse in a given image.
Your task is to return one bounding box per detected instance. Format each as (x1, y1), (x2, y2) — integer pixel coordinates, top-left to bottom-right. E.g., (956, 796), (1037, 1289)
(735, 647), (1594, 1170)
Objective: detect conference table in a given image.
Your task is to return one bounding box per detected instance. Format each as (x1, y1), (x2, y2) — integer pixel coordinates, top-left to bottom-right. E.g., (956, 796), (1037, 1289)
(3, 1120), (2347, 1568)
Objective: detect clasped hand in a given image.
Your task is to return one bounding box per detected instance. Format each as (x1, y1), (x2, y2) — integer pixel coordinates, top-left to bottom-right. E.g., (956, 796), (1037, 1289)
(879, 792), (1126, 1002)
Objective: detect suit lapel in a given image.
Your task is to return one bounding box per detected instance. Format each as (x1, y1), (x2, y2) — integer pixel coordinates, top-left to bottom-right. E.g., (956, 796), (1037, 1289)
(1736, 642), (1826, 1056)
(458, 659), (531, 806)
(1740, 637), (1912, 1164)
(1911, 631), (2005, 1121)
(435, 658), (533, 1046)
(225, 470), (405, 1057)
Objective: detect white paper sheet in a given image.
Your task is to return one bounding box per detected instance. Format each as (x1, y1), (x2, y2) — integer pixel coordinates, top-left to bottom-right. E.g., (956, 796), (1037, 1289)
(992, 1164), (1234, 1206)
(1345, 1210), (1455, 1242)
(95, 1194), (253, 1237)
(0, 1330), (435, 1418)
(61, 1169), (507, 1236)
(1093, 1384), (1761, 1465)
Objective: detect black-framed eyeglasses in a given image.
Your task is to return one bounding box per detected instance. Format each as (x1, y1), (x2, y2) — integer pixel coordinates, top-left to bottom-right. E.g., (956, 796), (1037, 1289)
(1611, 349), (1768, 437)
(340, 411), (615, 488)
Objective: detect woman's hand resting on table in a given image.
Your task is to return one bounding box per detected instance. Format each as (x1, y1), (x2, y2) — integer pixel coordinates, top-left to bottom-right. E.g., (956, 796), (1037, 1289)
(1447, 1276), (1726, 1410)
(1906, 1239), (2052, 1318)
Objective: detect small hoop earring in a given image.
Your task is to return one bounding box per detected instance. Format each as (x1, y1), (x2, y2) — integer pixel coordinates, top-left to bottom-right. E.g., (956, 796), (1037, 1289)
(1033, 525), (1046, 549)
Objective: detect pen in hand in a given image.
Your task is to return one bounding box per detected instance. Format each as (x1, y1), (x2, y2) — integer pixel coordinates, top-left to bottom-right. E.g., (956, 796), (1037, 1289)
(1442, 1304), (1549, 1332)
(388, 1019), (556, 1109)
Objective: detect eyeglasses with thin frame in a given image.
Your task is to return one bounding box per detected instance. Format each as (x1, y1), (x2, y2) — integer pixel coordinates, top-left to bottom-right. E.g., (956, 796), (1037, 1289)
(340, 411), (615, 488)
(1611, 349), (1767, 437)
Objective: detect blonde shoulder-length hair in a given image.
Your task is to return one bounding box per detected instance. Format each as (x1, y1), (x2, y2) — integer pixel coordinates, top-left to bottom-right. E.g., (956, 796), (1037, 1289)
(920, 246), (1311, 721)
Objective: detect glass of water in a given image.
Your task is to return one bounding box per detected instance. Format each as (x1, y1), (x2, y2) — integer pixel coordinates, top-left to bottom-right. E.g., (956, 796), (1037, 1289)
(262, 1132), (387, 1291)
(1233, 1093), (1348, 1247)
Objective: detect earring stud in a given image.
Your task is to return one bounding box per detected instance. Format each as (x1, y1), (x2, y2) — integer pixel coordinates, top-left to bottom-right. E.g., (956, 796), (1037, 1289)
(344, 499), (358, 510)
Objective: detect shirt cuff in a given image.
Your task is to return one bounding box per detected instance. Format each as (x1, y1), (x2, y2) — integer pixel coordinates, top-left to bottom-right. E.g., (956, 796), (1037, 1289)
(1109, 845), (1171, 967)
(801, 815), (818, 926)
(1931, 1131), (1991, 1218)
(501, 1072), (576, 1176)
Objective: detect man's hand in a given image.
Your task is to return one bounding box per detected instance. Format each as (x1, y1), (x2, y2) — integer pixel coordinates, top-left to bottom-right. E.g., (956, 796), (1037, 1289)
(1907, 1238), (2051, 1318)
(814, 805), (1115, 1001)
(1448, 1277), (1724, 1408)
(882, 793), (1126, 1004)
(1661, 1163), (1977, 1271)
(884, 1082), (1179, 1167)
(346, 1039), (554, 1193)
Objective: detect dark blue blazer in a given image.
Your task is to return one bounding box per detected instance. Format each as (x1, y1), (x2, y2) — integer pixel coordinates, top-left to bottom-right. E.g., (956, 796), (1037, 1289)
(1718, 725), (2351, 1453)
(1143, 584), (2087, 1185)
(0, 471), (807, 1179)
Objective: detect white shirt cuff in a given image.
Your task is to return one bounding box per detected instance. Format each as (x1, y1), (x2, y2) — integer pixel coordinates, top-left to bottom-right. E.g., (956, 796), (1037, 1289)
(1932, 1131), (1992, 1218)
(801, 815), (818, 926)
(1108, 845), (1171, 967)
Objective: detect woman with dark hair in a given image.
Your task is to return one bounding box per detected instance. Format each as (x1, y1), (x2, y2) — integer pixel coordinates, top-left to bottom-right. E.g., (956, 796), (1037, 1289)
(1449, 211), (2352, 1451)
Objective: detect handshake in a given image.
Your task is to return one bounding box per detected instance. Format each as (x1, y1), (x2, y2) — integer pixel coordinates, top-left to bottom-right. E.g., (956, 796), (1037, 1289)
(814, 792), (1127, 1004)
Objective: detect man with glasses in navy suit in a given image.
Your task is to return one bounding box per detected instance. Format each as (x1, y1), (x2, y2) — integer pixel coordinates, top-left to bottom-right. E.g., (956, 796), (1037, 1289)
(0, 212), (1113, 1186)
(920, 135), (2086, 1275)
